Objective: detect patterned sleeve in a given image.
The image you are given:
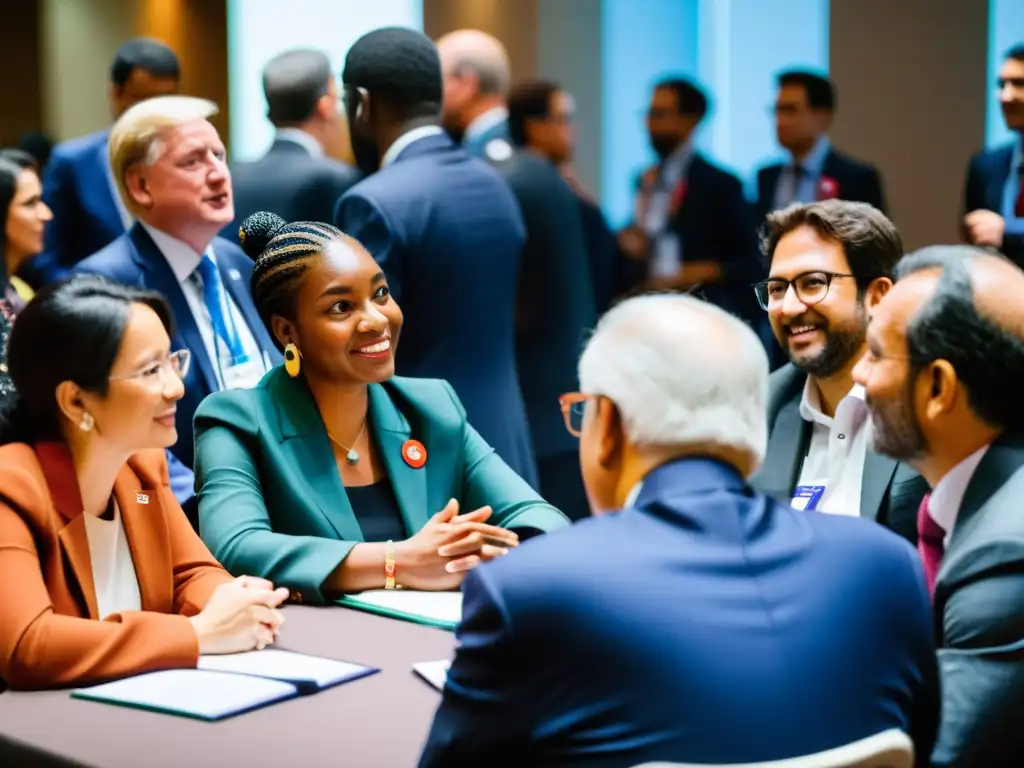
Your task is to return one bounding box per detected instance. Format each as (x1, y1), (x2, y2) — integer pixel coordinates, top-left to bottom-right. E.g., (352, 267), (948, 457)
(0, 300), (15, 399)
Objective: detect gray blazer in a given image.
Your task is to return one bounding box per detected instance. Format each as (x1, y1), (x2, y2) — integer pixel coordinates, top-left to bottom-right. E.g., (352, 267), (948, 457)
(931, 432), (1024, 767)
(751, 363), (926, 544)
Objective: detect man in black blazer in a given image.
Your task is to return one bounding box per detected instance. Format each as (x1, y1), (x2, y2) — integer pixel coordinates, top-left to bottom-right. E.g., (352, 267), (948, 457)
(229, 49), (358, 234)
(334, 27), (538, 489)
(855, 244), (1024, 766)
(962, 43), (1024, 268)
(620, 78), (762, 328)
(756, 71), (886, 224)
(751, 200), (926, 544)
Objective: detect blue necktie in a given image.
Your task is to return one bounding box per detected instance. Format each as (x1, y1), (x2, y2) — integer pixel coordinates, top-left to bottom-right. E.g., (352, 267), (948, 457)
(196, 254), (247, 363)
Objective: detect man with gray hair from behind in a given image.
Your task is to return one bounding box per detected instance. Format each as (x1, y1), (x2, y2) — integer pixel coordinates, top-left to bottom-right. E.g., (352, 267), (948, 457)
(420, 293), (939, 768)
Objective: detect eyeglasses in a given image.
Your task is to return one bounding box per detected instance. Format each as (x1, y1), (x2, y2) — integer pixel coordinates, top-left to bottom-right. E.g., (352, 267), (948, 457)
(753, 271), (856, 311)
(109, 349), (191, 389)
(559, 392), (600, 437)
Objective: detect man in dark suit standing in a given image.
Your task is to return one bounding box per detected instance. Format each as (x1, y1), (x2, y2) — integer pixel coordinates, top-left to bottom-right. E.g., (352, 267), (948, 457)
(229, 49), (358, 234)
(420, 293), (938, 768)
(74, 96), (281, 513)
(756, 71), (887, 224)
(619, 78), (762, 327)
(855, 245), (1024, 767)
(24, 38), (180, 288)
(751, 200), (927, 544)
(333, 27), (537, 488)
(962, 44), (1024, 268)
(436, 37), (595, 520)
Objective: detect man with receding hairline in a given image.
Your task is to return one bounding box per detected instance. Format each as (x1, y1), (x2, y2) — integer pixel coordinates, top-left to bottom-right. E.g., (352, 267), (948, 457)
(855, 245), (1024, 766)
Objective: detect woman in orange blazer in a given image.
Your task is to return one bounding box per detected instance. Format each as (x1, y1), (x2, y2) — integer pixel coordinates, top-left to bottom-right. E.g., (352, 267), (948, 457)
(0, 276), (289, 690)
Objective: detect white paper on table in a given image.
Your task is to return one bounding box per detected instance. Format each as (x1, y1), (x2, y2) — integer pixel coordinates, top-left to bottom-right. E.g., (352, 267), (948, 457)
(73, 669), (296, 720)
(413, 660), (451, 691)
(346, 589), (463, 625)
(198, 649), (372, 689)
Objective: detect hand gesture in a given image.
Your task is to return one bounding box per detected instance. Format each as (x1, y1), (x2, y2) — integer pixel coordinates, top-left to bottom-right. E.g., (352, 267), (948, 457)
(963, 210), (1006, 248)
(617, 225), (651, 261)
(189, 579), (289, 655)
(395, 499), (518, 590)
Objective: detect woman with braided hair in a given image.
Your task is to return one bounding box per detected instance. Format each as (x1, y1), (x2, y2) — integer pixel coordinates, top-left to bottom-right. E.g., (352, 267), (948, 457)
(192, 212), (568, 602)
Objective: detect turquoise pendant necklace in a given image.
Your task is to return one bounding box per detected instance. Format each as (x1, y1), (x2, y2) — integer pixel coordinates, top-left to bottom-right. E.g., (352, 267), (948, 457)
(327, 421), (367, 466)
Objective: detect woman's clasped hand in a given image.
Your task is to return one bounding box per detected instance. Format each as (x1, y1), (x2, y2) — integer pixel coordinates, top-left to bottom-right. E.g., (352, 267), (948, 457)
(395, 499), (519, 590)
(187, 576), (290, 655)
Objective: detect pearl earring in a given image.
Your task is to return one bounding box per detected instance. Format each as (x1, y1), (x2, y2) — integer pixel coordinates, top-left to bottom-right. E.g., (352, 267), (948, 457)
(79, 413), (94, 432)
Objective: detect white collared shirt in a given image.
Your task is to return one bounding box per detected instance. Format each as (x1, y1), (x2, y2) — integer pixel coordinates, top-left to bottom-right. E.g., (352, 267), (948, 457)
(928, 444), (990, 548)
(465, 107), (509, 143)
(796, 379), (871, 518)
(83, 501), (142, 619)
(640, 139), (694, 279)
(381, 125), (445, 168)
(275, 127), (324, 158)
(139, 222), (267, 390)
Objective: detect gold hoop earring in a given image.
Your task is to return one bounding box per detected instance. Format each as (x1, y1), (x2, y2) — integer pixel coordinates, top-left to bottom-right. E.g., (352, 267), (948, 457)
(284, 343), (301, 378)
(79, 413), (94, 432)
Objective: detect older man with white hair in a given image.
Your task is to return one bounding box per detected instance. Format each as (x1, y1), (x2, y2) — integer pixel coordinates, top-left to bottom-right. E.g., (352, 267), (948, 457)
(74, 96), (280, 517)
(420, 294), (939, 768)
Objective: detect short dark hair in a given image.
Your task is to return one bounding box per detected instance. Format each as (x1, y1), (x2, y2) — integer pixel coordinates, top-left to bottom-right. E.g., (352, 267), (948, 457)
(0, 150), (41, 283)
(653, 78), (708, 120)
(0, 276), (174, 444)
(342, 27), (442, 121)
(1006, 43), (1024, 63)
(896, 246), (1024, 431)
(778, 70), (835, 111)
(17, 132), (52, 169)
(263, 49), (333, 127)
(110, 37), (180, 86)
(762, 199), (902, 292)
(507, 80), (560, 147)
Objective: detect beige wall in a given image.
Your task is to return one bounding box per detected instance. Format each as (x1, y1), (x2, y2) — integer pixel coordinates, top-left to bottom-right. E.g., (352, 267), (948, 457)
(829, 0), (989, 249)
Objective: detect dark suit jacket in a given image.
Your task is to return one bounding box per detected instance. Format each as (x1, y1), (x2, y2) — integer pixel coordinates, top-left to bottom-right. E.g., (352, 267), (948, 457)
(420, 457), (938, 767)
(756, 147), (887, 223)
(22, 131), (125, 287)
(228, 139), (359, 236)
(962, 142), (1024, 268)
(334, 133), (538, 488)
(72, 224), (282, 469)
(193, 370), (568, 603)
(484, 146), (597, 462)
(637, 153), (763, 325)
(930, 432), (1024, 767)
(752, 364), (927, 544)
(0, 442), (231, 690)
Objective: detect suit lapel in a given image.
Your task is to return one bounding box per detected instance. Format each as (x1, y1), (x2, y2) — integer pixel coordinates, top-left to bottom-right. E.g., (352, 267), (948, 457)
(987, 146), (1014, 211)
(127, 225), (218, 394)
(216, 249), (277, 362)
(269, 371), (363, 541)
(758, 398), (807, 499)
(114, 463), (173, 613)
(369, 383), (429, 534)
(859, 449), (898, 521)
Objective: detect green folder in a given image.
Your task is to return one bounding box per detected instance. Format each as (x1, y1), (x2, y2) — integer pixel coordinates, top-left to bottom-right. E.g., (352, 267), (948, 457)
(336, 589), (462, 631)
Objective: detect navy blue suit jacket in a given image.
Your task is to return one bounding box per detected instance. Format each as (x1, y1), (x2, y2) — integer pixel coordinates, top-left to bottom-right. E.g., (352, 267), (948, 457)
(23, 131), (125, 287)
(421, 457), (939, 767)
(334, 133), (538, 488)
(963, 142), (1024, 268)
(756, 148), (887, 223)
(72, 224), (281, 469)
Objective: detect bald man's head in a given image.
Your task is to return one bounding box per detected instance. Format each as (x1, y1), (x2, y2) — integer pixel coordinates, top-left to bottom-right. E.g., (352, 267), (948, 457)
(435, 29), (511, 133)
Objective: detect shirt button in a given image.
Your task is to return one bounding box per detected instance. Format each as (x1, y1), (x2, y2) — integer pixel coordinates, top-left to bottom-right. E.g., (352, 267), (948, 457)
(838, 434), (845, 440)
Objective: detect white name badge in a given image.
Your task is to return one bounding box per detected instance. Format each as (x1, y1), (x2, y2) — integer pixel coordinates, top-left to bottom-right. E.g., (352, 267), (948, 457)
(791, 484), (827, 512)
(222, 359), (265, 390)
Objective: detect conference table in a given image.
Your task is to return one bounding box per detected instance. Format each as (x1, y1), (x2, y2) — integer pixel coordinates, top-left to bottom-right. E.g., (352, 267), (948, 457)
(0, 605), (456, 767)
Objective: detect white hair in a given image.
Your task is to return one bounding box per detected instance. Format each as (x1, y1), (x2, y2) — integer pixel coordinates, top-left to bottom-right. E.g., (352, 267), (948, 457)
(578, 293), (769, 469)
(108, 95), (219, 215)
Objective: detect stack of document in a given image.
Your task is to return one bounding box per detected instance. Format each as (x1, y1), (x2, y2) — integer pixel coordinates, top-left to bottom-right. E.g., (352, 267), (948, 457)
(337, 589), (463, 630)
(72, 649), (377, 721)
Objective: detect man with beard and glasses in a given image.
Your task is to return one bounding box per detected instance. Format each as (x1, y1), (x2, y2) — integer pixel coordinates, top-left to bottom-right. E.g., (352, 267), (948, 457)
(751, 200), (927, 544)
(332, 27), (538, 489)
(618, 78), (761, 329)
(853, 245), (1024, 767)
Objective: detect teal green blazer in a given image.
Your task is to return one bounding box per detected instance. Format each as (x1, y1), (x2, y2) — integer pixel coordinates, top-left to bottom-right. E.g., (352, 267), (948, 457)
(192, 367), (569, 603)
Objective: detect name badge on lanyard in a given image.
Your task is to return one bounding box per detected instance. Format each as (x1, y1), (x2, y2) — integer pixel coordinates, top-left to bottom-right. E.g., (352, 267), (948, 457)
(792, 484), (826, 512)
(221, 358), (265, 390)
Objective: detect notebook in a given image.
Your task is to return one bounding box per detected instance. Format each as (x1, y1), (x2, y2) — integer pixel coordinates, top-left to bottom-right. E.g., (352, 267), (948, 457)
(337, 589), (462, 630)
(412, 660), (450, 691)
(72, 650), (377, 721)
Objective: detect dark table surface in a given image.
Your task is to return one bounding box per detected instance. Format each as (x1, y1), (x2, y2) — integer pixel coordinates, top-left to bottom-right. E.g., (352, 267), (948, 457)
(0, 605), (456, 768)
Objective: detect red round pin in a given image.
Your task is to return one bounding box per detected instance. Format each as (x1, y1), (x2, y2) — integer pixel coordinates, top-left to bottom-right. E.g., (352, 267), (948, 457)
(402, 439), (427, 469)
